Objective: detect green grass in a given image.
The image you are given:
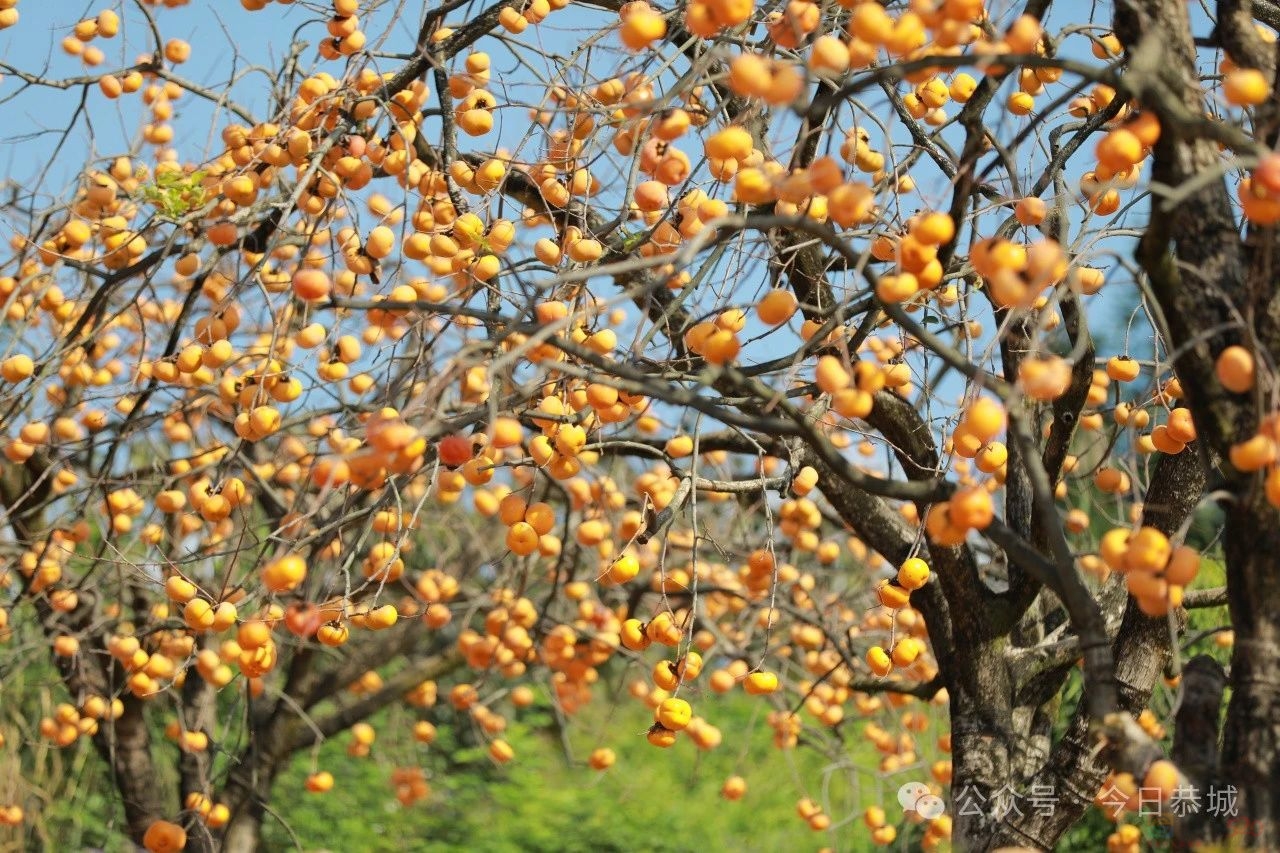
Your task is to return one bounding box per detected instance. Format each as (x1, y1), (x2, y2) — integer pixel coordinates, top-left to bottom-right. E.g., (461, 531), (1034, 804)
(261, 681), (948, 852)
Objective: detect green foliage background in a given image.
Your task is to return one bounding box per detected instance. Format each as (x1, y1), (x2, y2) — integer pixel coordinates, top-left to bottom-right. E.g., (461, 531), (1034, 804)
(0, 652), (950, 853)
(257, 688), (928, 853)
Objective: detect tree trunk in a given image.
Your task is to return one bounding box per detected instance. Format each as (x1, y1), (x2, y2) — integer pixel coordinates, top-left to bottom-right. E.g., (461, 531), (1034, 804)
(977, 448), (1202, 849)
(1117, 0), (1280, 844)
(1219, 502), (1280, 847)
(1172, 654), (1226, 847)
(949, 635), (1014, 851)
(221, 804), (265, 853)
(982, 602), (1174, 850)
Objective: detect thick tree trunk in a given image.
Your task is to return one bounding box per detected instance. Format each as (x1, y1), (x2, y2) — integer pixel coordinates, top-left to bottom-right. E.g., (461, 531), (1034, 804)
(980, 447), (1203, 849)
(1219, 503), (1280, 847)
(1173, 655), (1227, 847)
(949, 636), (1014, 851)
(982, 604), (1174, 850)
(1119, 0), (1280, 845)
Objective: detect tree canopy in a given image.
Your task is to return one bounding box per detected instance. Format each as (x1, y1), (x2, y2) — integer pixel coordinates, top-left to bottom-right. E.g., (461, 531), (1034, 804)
(0, 0), (1276, 850)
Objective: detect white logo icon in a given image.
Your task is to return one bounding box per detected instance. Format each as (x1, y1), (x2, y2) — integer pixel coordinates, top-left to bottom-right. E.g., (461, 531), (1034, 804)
(898, 782), (946, 819)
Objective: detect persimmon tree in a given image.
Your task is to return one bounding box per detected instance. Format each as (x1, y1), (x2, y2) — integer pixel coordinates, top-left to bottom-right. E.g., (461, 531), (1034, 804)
(1, 0), (1279, 850)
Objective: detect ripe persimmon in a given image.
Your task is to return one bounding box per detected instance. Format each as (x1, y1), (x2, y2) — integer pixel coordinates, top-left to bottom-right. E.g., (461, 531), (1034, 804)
(1225, 68), (1270, 106)
(866, 646), (893, 676)
(1216, 345), (1255, 393)
(142, 821), (187, 853)
(292, 269), (331, 302)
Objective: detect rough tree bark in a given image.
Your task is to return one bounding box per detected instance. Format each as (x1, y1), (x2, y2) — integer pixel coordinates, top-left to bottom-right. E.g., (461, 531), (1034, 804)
(1173, 655), (1227, 847)
(982, 446), (1204, 850)
(1122, 0), (1280, 845)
